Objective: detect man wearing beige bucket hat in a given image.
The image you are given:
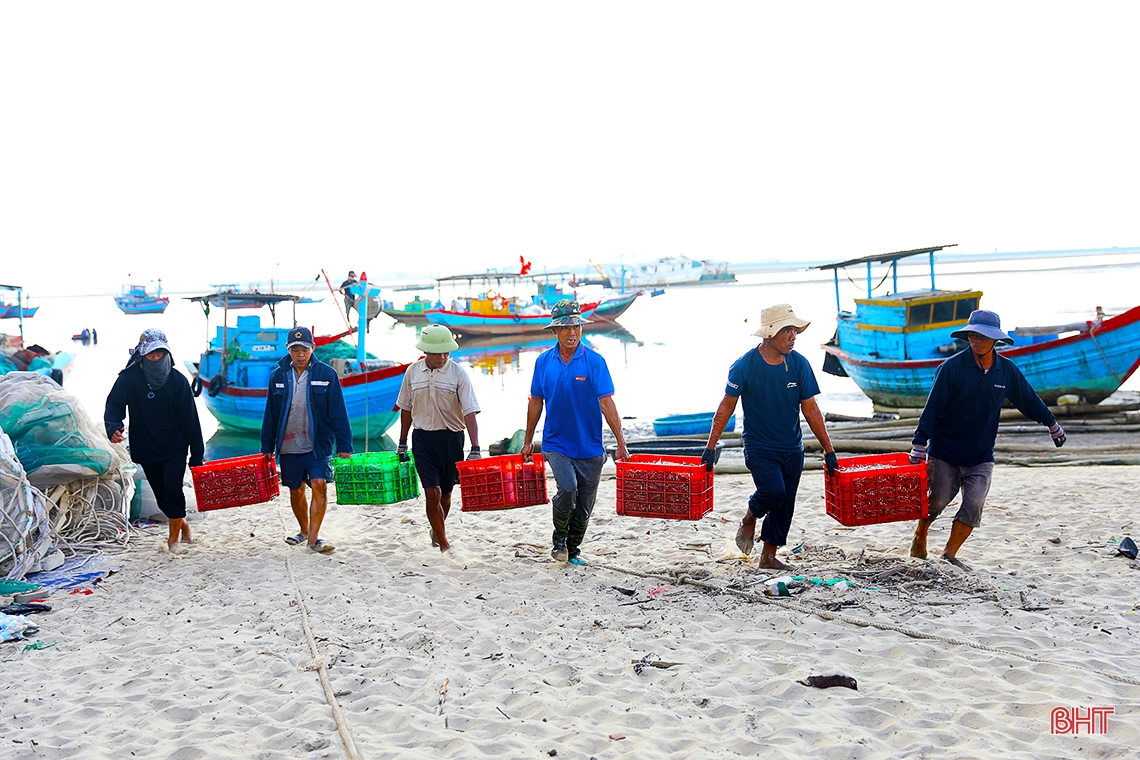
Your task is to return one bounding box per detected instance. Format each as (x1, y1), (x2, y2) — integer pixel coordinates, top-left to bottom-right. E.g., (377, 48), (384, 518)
(396, 324), (482, 553)
(703, 304), (838, 570)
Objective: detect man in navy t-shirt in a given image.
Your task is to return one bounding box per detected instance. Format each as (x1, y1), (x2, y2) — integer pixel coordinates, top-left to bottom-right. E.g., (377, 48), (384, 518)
(909, 310), (1065, 570)
(703, 304), (838, 570)
(523, 300), (630, 564)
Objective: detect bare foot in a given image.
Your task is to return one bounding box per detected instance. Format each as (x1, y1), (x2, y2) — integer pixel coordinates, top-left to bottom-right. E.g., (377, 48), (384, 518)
(942, 553), (970, 571)
(167, 541), (184, 554)
(735, 520), (755, 556)
(757, 553), (789, 570)
(431, 529), (440, 548)
(180, 524), (194, 544)
(909, 535), (927, 559)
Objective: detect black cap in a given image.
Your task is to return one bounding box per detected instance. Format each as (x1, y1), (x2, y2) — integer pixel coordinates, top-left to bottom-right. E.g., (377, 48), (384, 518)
(287, 326), (314, 348)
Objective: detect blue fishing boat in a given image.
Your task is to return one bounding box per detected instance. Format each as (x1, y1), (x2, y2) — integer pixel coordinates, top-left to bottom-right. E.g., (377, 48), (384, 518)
(381, 294), (439, 324)
(115, 281), (169, 314)
(591, 290), (641, 322)
(426, 271), (601, 335)
(0, 303), (38, 319)
(185, 285), (411, 438)
(817, 245), (1140, 408)
(653, 412), (736, 437)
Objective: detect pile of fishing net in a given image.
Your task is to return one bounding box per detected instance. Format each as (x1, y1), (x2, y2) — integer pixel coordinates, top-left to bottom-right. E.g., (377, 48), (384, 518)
(0, 372), (134, 580)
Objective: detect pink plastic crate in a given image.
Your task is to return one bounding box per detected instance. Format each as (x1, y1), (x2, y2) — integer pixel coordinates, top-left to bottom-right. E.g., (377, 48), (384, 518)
(616, 454), (714, 520)
(824, 452), (928, 526)
(457, 454), (548, 511)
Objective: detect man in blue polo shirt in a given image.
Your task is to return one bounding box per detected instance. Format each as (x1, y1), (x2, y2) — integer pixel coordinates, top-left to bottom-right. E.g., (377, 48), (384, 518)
(522, 300), (630, 564)
(909, 309), (1065, 570)
(703, 304), (838, 570)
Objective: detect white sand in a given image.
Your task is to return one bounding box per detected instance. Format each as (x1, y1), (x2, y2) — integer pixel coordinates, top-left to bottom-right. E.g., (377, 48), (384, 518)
(4, 466), (1139, 758)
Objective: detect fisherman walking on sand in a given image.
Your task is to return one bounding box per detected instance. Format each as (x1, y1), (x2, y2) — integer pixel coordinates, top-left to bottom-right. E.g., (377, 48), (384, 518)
(522, 300), (630, 565)
(104, 329), (204, 553)
(702, 304), (838, 570)
(261, 326), (353, 554)
(909, 310), (1065, 571)
(396, 324), (482, 553)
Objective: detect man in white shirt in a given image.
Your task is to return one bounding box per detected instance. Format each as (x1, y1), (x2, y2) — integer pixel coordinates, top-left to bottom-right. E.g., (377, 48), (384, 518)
(396, 325), (481, 553)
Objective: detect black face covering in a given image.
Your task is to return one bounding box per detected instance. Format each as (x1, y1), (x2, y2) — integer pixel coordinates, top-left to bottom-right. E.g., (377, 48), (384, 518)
(142, 352), (173, 390)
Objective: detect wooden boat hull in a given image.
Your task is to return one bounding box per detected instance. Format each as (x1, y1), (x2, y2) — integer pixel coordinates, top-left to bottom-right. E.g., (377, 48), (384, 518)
(0, 305), (38, 319)
(382, 307), (430, 324)
(824, 304), (1140, 407)
(116, 297), (170, 314)
(427, 301), (601, 335)
(198, 361), (409, 438)
(591, 291), (640, 322)
(653, 413), (736, 437)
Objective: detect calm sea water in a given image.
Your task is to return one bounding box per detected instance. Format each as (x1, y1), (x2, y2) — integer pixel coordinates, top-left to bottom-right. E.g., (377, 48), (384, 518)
(11, 254), (1140, 459)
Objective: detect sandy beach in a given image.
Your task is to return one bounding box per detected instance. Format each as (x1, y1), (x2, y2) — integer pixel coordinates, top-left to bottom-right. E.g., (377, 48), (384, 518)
(3, 464), (1138, 759)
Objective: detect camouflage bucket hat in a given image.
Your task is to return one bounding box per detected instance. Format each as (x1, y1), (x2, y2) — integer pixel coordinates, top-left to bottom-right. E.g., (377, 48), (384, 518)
(544, 299), (592, 330)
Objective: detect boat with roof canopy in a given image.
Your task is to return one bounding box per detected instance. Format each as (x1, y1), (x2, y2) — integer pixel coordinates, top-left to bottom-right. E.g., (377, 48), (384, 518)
(816, 244), (1140, 408)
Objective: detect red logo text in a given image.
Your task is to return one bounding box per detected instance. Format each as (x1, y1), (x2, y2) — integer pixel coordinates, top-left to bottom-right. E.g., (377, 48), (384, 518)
(1051, 706), (1113, 735)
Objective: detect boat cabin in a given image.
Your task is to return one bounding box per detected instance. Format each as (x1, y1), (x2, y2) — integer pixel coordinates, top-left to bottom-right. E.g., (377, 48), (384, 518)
(838, 288), (982, 361)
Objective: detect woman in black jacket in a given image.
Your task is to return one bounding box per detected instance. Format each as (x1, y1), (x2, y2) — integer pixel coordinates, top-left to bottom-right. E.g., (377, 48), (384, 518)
(104, 329), (205, 552)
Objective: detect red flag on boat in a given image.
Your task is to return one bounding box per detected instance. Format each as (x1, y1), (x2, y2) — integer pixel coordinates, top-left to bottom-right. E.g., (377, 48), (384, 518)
(519, 256), (532, 275)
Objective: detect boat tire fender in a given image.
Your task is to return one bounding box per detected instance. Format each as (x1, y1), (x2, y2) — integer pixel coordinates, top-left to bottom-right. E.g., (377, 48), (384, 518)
(207, 374), (224, 397)
(512, 313), (521, 322)
(190, 374), (203, 397)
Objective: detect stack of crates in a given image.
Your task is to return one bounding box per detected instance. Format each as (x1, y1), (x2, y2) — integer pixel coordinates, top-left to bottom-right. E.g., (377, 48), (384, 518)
(824, 452), (928, 526)
(332, 451), (420, 505)
(457, 454), (548, 511)
(190, 454), (280, 511)
(616, 454), (714, 520)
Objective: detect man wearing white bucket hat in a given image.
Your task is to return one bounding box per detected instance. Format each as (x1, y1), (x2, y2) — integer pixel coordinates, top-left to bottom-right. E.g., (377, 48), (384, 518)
(703, 304), (838, 570)
(396, 324), (481, 553)
(909, 309), (1064, 570)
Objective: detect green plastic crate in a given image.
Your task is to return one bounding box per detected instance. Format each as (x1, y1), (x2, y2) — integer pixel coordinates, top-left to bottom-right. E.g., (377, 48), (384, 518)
(333, 451), (420, 505)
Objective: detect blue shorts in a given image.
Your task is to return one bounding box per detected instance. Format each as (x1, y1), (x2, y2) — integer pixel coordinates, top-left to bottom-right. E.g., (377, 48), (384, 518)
(279, 451), (332, 491)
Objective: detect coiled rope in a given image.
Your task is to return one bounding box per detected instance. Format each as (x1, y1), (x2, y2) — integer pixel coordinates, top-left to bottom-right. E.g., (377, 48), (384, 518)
(592, 561), (1140, 688)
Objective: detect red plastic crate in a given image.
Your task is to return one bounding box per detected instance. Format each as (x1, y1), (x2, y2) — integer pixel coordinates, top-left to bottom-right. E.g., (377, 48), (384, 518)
(824, 452), (928, 526)
(616, 454), (714, 520)
(457, 454), (548, 511)
(190, 454), (280, 511)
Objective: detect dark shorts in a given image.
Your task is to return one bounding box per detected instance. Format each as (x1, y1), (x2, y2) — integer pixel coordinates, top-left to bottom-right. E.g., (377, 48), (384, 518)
(927, 456), (994, 528)
(412, 428), (465, 492)
(279, 451), (332, 491)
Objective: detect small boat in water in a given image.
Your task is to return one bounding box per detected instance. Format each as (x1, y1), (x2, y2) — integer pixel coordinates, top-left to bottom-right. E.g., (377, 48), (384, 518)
(605, 256), (735, 288)
(0, 303), (38, 319)
(653, 412), (736, 437)
(382, 294), (439, 324)
(816, 245), (1140, 408)
(115, 280), (169, 314)
(426, 271), (602, 335)
(185, 282), (411, 438)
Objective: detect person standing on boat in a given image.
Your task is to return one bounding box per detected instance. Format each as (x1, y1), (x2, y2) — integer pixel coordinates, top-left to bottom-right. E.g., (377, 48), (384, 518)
(702, 304), (839, 570)
(340, 271), (359, 318)
(261, 326), (353, 554)
(522, 300), (630, 565)
(395, 324), (481, 554)
(104, 329), (204, 553)
(908, 310), (1065, 571)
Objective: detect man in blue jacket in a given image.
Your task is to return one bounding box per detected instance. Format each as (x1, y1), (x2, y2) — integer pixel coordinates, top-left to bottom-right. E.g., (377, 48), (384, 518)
(261, 326), (353, 553)
(909, 310), (1065, 570)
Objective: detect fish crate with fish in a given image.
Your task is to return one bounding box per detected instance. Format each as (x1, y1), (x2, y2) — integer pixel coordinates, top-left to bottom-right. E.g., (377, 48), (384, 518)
(824, 452), (928, 526)
(457, 454), (548, 511)
(190, 454), (280, 511)
(332, 451), (420, 505)
(615, 454), (714, 521)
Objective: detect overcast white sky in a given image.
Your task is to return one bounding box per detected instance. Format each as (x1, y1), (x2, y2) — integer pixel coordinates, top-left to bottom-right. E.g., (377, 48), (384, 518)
(3, 2), (1138, 295)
